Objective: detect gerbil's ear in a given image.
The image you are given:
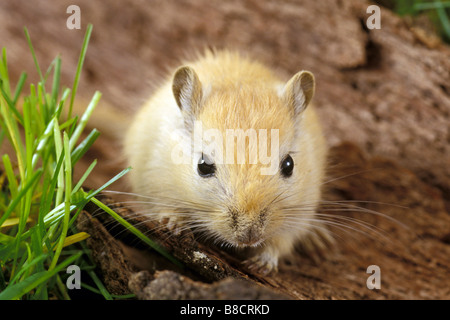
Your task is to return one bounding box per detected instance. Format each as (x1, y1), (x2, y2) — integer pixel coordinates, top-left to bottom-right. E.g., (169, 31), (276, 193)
(283, 70), (315, 116)
(172, 66), (203, 116)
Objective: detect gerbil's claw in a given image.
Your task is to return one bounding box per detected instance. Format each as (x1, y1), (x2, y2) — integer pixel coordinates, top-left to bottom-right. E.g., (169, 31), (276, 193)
(243, 252), (278, 276)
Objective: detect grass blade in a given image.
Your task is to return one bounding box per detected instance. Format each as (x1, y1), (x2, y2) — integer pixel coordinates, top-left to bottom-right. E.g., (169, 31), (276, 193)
(71, 128), (100, 165)
(69, 90), (101, 151)
(68, 24), (93, 118)
(0, 168), (42, 228)
(23, 27), (44, 83)
(48, 133), (72, 271)
(90, 196), (183, 269)
(0, 252), (82, 300)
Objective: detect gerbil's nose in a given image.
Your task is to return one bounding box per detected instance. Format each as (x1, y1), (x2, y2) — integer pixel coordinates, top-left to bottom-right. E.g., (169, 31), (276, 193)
(229, 207), (268, 246)
(236, 224), (262, 246)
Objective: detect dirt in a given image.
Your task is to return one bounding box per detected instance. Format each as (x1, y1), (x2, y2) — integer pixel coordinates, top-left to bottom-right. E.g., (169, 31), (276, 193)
(1, 0), (449, 299)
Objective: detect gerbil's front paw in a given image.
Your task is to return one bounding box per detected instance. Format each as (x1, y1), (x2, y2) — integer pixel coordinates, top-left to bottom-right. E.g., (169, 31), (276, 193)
(299, 222), (335, 259)
(159, 216), (184, 236)
(243, 252), (278, 275)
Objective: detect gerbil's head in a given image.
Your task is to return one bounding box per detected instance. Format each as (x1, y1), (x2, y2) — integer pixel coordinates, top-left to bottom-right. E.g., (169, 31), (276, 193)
(171, 63), (319, 248)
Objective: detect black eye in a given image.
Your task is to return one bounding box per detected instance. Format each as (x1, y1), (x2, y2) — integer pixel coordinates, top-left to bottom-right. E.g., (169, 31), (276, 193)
(197, 154), (216, 177)
(280, 155), (294, 177)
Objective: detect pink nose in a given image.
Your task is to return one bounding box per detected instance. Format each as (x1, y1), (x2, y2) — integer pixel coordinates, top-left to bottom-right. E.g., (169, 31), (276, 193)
(236, 225), (261, 246)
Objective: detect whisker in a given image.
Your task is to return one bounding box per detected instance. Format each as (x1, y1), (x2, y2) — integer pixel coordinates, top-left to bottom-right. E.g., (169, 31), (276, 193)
(321, 168), (378, 186)
(282, 216), (396, 247)
(102, 190), (218, 211)
(275, 219), (344, 244)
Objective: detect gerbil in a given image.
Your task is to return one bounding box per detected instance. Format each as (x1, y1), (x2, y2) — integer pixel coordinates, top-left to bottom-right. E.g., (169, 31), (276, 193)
(124, 50), (332, 274)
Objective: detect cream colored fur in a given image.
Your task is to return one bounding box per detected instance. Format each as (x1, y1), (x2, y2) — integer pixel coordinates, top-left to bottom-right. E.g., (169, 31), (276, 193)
(124, 50), (331, 274)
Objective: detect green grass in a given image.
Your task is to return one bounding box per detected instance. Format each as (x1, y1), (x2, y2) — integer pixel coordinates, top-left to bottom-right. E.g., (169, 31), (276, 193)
(0, 24), (179, 300)
(393, 0), (450, 41)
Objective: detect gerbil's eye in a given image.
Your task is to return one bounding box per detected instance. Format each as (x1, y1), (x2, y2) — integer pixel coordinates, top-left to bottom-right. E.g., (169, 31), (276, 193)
(280, 155), (294, 177)
(197, 153), (216, 178)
